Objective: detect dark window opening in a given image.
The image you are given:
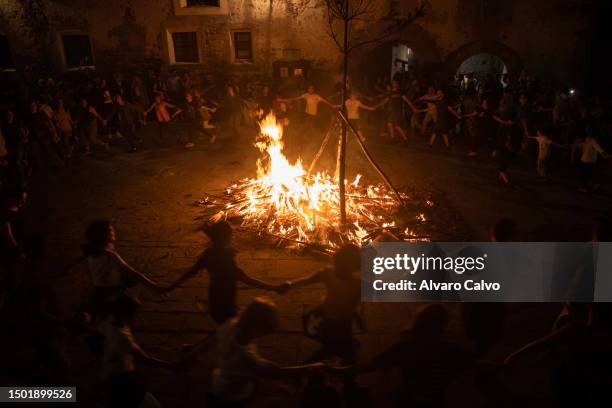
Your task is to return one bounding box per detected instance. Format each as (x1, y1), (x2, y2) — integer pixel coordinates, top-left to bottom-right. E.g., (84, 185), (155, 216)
(62, 34), (94, 68)
(186, 0), (220, 7)
(171, 32), (199, 63)
(233, 31), (253, 60)
(0, 35), (14, 70)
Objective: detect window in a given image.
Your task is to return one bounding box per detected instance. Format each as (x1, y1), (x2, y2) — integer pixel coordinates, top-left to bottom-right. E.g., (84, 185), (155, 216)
(0, 35), (14, 70)
(233, 31), (253, 61)
(169, 31), (200, 64)
(61, 34), (94, 68)
(186, 0), (219, 6)
(174, 0), (228, 15)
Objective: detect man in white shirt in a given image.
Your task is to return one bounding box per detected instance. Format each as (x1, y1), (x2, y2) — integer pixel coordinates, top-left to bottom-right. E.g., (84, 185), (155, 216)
(280, 85), (337, 135)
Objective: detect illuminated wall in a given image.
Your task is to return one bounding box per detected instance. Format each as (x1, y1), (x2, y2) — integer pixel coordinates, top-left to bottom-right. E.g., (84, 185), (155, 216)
(0, 0), (597, 83)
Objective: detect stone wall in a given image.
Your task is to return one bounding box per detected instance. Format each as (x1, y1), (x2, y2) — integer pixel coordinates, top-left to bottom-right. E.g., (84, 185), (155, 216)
(0, 0), (597, 84)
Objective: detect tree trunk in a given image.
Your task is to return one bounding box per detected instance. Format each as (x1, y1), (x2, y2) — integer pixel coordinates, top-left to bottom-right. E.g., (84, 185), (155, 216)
(338, 0), (349, 226)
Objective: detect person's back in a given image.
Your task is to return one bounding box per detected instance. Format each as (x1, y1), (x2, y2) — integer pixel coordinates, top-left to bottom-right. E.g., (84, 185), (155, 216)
(320, 268), (360, 320)
(201, 244), (242, 324)
(372, 305), (474, 407)
(211, 318), (262, 402)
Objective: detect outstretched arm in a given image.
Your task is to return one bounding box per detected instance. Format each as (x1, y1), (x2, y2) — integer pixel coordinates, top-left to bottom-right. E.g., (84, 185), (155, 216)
(448, 106), (462, 120)
(358, 101), (381, 111)
(319, 96), (337, 108)
(133, 343), (175, 369)
(493, 115), (511, 126)
(285, 269), (326, 290)
(504, 322), (582, 365)
(278, 95), (303, 103)
(166, 257), (206, 292)
(254, 359), (327, 378)
(236, 268), (282, 291)
(118, 258), (161, 290)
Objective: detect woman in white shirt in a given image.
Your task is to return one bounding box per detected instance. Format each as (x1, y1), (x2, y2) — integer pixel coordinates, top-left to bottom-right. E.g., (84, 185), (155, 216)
(344, 92), (385, 141)
(81, 220), (164, 313)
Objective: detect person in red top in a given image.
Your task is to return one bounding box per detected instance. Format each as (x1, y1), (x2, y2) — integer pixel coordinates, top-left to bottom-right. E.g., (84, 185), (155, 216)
(144, 93), (180, 145)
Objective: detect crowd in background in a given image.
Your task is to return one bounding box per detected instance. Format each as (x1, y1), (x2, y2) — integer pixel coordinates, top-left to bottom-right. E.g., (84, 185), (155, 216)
(1, 64), (611, 194)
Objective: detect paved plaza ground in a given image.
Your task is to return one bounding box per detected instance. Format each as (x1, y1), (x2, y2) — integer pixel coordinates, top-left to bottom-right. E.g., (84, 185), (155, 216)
(16, 121), (612, 406)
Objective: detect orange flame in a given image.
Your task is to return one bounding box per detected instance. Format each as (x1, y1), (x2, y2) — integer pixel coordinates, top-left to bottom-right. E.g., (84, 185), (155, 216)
(214, 113), (425, 248)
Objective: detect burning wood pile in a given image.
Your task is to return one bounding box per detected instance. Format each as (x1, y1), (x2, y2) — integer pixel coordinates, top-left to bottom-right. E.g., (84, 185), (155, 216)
(198, 114), (435, 252)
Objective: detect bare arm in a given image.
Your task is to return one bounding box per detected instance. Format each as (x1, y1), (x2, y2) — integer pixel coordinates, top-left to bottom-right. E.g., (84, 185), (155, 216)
(254, 360), (326, 378)
(89, 106), (105, 122)
(286, 269), (326, 289)
(448, 106), (462, 120)
(0, 221), (19, 251)
(504, 322), (583, 365)
(166, 257), (206, 292)
(402, 97), (417, 112)
(319, 96), (336, 108)
(278, 95), (303, 103)
(493, 115), (511, 125)
(358, 101), (379, 111)
(237, 268), (281, 291)
(133, 344), (174, 369)
(115, 255), (161, 290)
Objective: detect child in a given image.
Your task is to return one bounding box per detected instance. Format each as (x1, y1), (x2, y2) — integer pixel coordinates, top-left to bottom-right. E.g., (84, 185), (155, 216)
(284, 244), (365, 364)
(384, 80), (408, 141)
(528, 126), (565, 177)
(576, 134), (610, 192)
(407, 89), (461, 148)
(98, 294), (177, 408)
(165, 221), (286, 325)
(493, 105), (523, 184)
(189, 297), (327, 406)
(179, 91), (202, 148)
(144, 93), (180, 144)
(344, 92), (385, 141)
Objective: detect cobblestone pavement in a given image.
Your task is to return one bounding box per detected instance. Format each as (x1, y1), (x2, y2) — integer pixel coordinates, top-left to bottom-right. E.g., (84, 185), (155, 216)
(20, 123), (612, 407)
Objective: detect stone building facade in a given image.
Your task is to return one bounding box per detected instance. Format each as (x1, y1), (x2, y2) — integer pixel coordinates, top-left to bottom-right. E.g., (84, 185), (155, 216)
(0, 0), (599, 84)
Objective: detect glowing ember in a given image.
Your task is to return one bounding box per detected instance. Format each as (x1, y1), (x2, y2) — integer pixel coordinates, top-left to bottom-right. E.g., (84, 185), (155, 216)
(206, 113), (430, 249)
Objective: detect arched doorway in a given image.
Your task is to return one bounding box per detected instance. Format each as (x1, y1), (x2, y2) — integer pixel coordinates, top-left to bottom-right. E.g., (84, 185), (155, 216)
(445, 41), (522, 79)
(456, 53), (507, 77)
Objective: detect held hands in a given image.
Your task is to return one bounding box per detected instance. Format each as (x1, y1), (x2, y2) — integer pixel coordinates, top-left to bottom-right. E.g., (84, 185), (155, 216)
(275, 281), (292, 294)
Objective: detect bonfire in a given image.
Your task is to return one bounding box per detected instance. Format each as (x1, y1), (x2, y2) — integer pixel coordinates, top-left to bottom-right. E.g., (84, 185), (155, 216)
(200, 113), (432, 251)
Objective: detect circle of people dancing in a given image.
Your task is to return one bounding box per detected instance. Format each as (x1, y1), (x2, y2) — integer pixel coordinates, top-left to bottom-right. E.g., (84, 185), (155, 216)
(1, 67), (612, 407)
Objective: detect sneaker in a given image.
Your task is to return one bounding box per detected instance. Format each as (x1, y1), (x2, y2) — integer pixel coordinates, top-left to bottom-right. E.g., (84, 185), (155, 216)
(185, 142), (195, 148)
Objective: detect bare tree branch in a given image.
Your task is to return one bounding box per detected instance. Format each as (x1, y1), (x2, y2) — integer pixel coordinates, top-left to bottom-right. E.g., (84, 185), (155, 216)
(323, 0), (426, 54)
